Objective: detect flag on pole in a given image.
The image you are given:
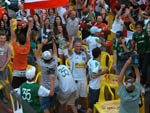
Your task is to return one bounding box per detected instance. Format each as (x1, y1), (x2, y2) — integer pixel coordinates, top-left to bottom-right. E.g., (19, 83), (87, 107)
(24, 0), (69, 9)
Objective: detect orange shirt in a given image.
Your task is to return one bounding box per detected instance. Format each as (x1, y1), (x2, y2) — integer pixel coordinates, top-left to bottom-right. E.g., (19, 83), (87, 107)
(12, 39), (30, 70)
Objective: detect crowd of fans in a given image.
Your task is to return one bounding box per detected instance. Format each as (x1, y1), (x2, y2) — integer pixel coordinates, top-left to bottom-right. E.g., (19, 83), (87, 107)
(0, 0), (150, 113)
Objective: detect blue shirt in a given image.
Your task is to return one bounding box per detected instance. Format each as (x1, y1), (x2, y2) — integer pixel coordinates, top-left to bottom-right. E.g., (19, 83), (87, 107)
(118, 81), (141, 113)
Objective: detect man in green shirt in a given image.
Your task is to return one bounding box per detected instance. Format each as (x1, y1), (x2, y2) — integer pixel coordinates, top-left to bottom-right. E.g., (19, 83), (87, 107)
(132, 21), (147, 87)
(132, 21), (147, 54)
(113, 31), (132, 75)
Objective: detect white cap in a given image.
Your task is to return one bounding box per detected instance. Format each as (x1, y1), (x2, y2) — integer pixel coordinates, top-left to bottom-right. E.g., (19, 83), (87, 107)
(42, 51), (52, 60)
(25, 66), (36, 80)
(90, 26), (102, 34)
(124, 78), (135, 89)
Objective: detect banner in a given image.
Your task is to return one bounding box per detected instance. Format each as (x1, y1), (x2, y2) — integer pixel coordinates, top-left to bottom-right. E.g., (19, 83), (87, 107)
(24, 0), (69, 9)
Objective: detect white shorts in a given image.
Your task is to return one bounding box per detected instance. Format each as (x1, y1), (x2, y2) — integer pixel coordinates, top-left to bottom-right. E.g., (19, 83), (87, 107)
(58, 48), (68, 56)
(57, 91), (77, 105)
(75, 79), (87, 98)
(13, 70), (26, 77)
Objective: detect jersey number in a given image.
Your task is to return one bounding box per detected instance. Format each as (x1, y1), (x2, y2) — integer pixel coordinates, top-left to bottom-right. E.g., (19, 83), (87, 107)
(22, 88), (32, 102)
(58, 67), (69, 77)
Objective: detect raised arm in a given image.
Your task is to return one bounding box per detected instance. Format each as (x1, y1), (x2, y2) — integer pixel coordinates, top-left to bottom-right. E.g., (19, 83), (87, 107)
(26, 17), (34, 40)
(10, 19), (17, 42)
(35, 39), (48, 60)
(133, 65), (140, 82)
(76, 0), (83, 7)
(116, 4), (125, 19)
(88, 5), (95, 22)
(138, 7), (149, 19)
(127, 7), (136, 25)
(83, 0), (88, 8)
(68, 36), (74, 55)
(118, 57), (132, 86)
(52, 35), (57, 56)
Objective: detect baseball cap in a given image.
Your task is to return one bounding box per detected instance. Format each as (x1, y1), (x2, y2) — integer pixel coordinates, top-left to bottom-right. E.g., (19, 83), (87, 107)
(90, 26), (102, 34)
(124, 76), (135, 92)
(116, 31), (123, 38)
(42, 51), (52, 60)
(25, 66), (36, 80)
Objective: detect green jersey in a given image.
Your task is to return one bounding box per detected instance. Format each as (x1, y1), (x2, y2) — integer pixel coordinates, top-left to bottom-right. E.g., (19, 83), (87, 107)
(132, 30), (147, 54)
(113, 38), (131, 60)
(20, 82), (43, 113)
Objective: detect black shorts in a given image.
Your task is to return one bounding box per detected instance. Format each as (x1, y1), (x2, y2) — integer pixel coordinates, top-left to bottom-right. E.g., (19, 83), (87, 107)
(88, 87), (100, 109)
(12, 76), (26, 88)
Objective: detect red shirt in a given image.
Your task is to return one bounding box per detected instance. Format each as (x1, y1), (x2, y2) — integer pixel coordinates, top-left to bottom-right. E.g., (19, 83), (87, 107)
(94, 22), (108, 38)
(109, 0), (118, 13)
(89, 0), (96, 9)
(0, 8), (7, 19)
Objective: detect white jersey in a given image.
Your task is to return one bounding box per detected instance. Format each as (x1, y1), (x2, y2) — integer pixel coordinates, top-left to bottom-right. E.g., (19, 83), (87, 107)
(111, 17), (124, 33)
(57, 65), (77, 94)
(86, 35), (101, 58)
(87, 59), (102, 89)
(69, 51), (87, 80)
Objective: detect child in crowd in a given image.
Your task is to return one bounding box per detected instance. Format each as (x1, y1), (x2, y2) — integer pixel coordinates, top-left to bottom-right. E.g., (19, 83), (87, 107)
(16, 66), (51, 113)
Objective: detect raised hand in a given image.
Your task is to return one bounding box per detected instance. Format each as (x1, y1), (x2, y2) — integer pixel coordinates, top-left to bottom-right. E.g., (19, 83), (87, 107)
(121, 4), (125, 9)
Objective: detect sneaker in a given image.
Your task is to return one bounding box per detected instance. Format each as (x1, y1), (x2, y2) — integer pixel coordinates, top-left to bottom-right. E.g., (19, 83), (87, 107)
(2, 98), (8, 104)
